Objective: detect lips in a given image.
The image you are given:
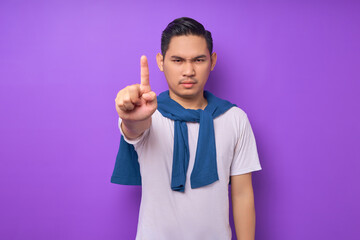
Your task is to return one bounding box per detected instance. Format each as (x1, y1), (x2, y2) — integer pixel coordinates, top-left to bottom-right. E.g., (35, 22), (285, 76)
(179, 78), (197, 89)
(180, 80), (196, 89)
(180, 78), (197, 84)
(182, 83), (195, 88)
(180, 80), (196, 84)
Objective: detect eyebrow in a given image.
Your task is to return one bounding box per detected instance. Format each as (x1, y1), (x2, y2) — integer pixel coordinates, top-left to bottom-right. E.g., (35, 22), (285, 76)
(170, 55), (207, 60)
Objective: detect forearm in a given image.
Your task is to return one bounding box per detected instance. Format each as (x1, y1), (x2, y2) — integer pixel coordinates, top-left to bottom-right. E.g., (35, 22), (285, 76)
(232, 191), (256, 240)
(121, 117), (151, 140)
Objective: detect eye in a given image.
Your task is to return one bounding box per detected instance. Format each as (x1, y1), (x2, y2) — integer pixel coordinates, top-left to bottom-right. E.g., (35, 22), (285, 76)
(172, 59), (182, 63)
(195, 58), (205, 62)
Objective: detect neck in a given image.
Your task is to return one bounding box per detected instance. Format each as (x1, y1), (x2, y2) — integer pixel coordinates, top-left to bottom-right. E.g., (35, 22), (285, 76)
(169, 91), (208, 110)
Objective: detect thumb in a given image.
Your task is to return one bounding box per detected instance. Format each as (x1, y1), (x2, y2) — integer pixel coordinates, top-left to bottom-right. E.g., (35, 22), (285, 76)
(142, 91), (157, 102)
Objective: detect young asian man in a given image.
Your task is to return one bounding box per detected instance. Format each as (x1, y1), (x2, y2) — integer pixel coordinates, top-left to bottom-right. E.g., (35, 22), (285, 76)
(111, 17), (262, 240)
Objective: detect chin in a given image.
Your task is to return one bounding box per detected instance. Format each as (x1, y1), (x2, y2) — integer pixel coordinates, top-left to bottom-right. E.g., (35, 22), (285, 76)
(171, 88), (203, 99)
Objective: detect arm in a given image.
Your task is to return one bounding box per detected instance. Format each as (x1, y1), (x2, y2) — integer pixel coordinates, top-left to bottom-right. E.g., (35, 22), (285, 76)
(121, 117), (152, 140)
(115, 56), (157, 140)
(231, 173), (256, 240)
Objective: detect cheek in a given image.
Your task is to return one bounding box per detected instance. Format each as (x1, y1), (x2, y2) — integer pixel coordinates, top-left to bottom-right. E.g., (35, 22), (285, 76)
(196, 65), (211, 76)
(164, 66), (180, 78)
(163, 70), (177, 85)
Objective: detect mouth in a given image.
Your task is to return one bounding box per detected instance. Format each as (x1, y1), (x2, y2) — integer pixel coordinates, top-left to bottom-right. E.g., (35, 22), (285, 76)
(179, 79), (197, 89)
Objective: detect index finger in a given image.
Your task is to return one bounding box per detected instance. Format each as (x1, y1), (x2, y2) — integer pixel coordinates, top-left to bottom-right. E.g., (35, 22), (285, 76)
(140, 55), (150, 90)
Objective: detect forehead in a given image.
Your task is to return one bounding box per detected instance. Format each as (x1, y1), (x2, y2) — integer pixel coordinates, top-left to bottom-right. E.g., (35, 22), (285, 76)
(166, 35), (209, 58)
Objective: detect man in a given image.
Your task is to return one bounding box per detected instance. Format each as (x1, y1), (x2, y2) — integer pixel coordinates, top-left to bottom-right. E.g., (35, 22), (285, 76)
(111, 17), (262, 240)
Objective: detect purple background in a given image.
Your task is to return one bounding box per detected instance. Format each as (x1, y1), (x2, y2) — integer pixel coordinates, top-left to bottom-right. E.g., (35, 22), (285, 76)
(1, 0), (359, 239)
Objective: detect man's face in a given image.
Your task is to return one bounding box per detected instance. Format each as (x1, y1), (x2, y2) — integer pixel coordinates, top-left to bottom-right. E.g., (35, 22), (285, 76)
(156, 35), (217, 102)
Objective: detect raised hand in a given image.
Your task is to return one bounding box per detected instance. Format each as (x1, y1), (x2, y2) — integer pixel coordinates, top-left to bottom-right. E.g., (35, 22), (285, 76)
(115, 56), (157, 123)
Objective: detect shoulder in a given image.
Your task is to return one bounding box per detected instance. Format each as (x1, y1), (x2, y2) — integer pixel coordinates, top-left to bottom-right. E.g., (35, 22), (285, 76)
(217, 106), (248, 124)
(214, 106), (250, 139)
(227, 106), (247, 117)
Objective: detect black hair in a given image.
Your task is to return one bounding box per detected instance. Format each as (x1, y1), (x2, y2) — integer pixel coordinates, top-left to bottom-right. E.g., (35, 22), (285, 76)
(161, 17), (213, 57)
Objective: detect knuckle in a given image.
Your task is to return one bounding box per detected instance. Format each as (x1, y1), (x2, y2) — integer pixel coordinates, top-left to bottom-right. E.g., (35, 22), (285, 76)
(124, 105), (134, 111)
(129, 84), (140, 91)
(122, 94), (130, 102)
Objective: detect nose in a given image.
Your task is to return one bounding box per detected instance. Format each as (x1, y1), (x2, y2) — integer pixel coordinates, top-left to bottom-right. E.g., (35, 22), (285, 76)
(182, 61), (195, 77)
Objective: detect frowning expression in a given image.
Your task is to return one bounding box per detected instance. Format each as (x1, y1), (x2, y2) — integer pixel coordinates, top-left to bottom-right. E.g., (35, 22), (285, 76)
(156, 35), (217, 102)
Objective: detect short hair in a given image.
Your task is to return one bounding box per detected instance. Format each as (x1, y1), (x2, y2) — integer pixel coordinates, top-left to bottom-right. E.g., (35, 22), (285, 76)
(161, 17), (213, 57)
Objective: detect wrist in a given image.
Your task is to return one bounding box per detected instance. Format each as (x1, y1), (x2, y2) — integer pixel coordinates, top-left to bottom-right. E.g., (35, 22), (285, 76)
(121, 117), (151, 140)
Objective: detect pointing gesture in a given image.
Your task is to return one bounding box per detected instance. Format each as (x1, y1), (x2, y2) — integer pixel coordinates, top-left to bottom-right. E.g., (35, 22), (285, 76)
(115, 55), (157, 128)
(140, 55), (151, 93)
(139, 56), (155, 102)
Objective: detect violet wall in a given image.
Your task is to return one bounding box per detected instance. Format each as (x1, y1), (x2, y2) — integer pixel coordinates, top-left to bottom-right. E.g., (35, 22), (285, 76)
(1, 0), (359, 239)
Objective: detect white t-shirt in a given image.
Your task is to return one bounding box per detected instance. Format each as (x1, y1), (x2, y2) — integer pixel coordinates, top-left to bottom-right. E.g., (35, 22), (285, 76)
(119, 107), (262, 240)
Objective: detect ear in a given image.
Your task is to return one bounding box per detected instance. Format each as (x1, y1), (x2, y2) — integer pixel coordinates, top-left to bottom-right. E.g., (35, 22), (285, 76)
(210, 52), (217, 71)
(156, 53), (164, 72)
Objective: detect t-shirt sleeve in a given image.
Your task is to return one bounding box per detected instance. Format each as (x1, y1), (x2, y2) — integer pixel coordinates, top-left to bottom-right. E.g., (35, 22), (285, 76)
(230, 114), (262, 176)
(118, 117), (150, 147)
